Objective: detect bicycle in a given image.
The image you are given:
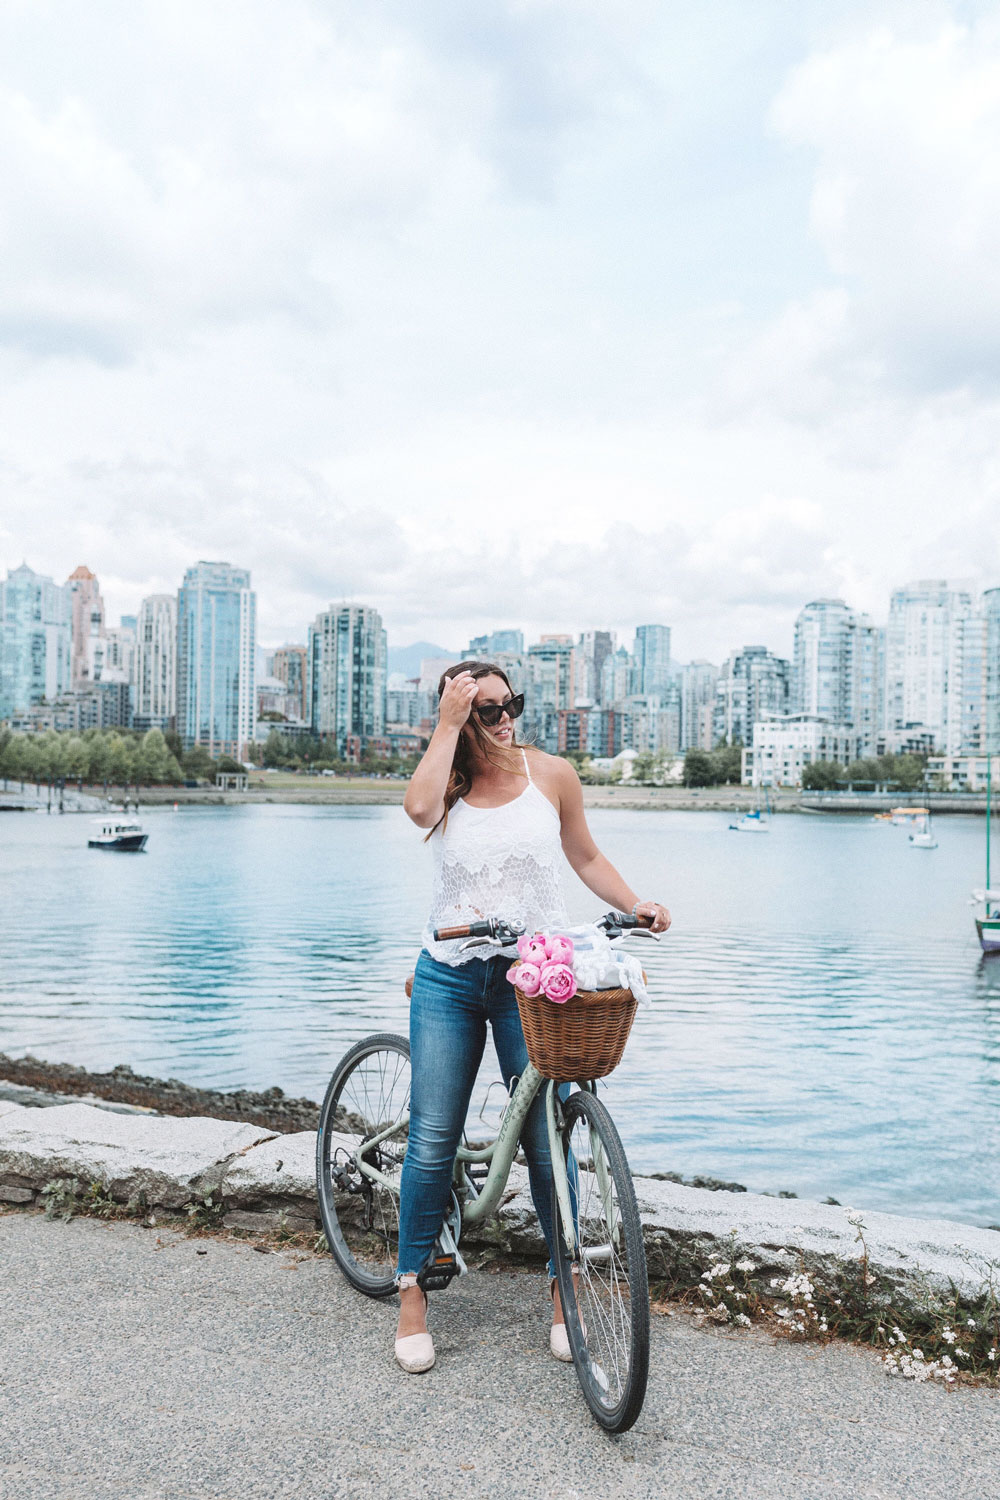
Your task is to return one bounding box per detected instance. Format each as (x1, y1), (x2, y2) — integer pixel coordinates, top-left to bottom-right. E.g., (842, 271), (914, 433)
(315, 909), (658, 1433)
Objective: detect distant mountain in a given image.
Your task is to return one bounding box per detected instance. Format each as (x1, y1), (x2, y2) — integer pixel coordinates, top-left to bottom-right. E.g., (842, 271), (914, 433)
(387, 641), (459, 679)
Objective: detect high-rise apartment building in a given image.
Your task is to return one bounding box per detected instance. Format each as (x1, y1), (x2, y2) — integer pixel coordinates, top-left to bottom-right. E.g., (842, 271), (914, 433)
(680, 660), (718, 750)
(66, 565), (105, 690)
(524, 637), (575, 751)
(134, 594), (177, 732)
(600, 646), (634, 708)
(792, 599), (882, 755)
(0, 563), (71, 721)
(883, 581), (973, 751)
(99, 620), (137, 687)
(176, 561), (256, 757)
(308, 603), (387, 753)
(633, 624), (672, 699)
(272, 646), (308, 723)
(714, 645), (790, 745)
(577, 630), (615, 705)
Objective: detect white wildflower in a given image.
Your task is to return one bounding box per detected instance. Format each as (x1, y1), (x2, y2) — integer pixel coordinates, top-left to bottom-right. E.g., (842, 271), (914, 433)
(735, 1313), (751, 1327)
(735, 1259), (757, 1275)
(844, 1210), (865, 1228)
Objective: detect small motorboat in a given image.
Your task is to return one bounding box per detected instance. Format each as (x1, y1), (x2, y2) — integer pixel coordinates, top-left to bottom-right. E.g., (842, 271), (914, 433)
(891, 806), (928, 826)
(88, 818), (148, 852)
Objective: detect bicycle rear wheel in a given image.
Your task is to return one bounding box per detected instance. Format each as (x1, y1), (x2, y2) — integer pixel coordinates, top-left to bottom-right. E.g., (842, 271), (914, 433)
(552, 1088), (650, 1432)
(316, 1033), (410, 1297)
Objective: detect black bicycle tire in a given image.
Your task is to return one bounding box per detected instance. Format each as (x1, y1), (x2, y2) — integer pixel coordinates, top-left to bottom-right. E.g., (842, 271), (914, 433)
(315, 1031), (410, 1298)
(552, 1088), (650, 1432)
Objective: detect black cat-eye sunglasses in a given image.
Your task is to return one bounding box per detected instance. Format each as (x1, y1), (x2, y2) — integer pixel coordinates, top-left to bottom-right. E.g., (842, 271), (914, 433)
(474, 693), (525, 727)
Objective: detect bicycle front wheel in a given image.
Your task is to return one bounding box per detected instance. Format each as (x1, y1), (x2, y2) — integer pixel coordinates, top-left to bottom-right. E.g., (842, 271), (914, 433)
(316, 1032), (410, 1297)
(552, 1088), (650, 1432)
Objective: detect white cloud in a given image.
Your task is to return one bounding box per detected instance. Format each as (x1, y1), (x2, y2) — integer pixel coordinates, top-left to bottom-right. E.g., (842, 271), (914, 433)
(769, 19), (1000, 388)
(3, 3), (1000, 665)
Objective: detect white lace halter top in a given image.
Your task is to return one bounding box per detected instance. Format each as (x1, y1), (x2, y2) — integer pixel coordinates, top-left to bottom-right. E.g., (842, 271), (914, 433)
(423, 750), (570, 966)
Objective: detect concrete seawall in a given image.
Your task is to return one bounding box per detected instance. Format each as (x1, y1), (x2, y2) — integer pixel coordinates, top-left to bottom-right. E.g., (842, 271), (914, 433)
(3, 1096), (998, 1315)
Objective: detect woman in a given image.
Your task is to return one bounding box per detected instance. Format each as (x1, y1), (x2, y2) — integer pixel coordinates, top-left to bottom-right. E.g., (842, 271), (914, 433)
(395, 660), (671, 1373)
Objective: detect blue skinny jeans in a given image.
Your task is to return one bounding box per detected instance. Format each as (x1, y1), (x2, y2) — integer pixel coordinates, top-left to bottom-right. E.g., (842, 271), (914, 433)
(396, 949), (567, 1281)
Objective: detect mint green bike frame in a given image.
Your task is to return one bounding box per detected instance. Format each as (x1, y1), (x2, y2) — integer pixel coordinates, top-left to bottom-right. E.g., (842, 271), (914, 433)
(345, 1064), (608, 1260)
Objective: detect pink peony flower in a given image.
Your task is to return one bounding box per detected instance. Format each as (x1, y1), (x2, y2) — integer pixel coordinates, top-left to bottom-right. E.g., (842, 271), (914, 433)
(508, 961), (542, 997)
(516, 935), (548, 965)
(544, 935), (574, 965)
(539, 962), (577, 1004)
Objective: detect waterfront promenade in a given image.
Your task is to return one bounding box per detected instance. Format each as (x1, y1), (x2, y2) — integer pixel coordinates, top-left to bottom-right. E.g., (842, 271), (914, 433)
(2, 1209), (997, 1500)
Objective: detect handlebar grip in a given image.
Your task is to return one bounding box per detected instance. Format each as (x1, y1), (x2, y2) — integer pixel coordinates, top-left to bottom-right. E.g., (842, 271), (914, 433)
(607, 909), (654, 930)
(433, 921), (494, 942)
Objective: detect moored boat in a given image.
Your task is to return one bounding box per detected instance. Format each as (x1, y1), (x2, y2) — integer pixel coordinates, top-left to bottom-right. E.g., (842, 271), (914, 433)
(88, 819), (148, 852)
(909, 813), (938, 849)
(972, 891), (1000, 953)
(730, 808), (769, 832)
(891, 806), (928, 826)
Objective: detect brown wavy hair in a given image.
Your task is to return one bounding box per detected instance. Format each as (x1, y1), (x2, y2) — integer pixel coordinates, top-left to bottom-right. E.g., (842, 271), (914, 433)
(426, 660), (528, 837)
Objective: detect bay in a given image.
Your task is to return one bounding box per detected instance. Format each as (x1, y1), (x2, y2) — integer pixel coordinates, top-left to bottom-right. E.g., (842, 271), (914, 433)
(1, 803), (998, 1227)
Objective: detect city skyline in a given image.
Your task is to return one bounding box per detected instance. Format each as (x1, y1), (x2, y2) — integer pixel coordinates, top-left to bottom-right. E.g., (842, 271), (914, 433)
(2, 5), (1000, 662)
(4, 549), (999, 669)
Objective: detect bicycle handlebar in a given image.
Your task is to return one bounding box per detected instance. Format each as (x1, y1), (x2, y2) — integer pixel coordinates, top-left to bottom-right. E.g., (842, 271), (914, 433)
(432, 910), (654, 943)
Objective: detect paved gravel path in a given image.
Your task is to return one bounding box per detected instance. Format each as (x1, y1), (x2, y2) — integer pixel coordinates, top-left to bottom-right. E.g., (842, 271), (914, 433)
(1, 1211), (997, 1500)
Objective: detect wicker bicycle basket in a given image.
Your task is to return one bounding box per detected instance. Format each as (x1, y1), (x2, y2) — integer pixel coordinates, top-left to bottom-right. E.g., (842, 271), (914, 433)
(515, 981), (638, 1082)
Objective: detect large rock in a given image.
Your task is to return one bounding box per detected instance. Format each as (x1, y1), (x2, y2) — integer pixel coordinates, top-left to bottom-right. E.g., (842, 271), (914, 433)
(0, 1102), (276, 1209)
(633, 1175), (1000, 1299)
(220, 1129), (318, 1231)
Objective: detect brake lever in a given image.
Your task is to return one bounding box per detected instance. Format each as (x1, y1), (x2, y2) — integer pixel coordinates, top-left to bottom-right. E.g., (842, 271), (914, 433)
(458, 936), (503, 953)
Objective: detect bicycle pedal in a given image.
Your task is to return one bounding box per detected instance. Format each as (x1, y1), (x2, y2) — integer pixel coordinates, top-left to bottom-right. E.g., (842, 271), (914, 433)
(417, 1252), (462, 1292)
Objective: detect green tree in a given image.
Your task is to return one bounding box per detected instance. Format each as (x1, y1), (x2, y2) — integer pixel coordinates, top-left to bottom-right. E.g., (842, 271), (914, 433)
(107, 733), (136, 787)
(87, 734), (112, 786)
(216, 754), (244, 774)
(712, 741), (744, 785)
(631, 752), (656, 783)
(66, 736), (89, 781)
(18, 735), (43, 784)
(181, 744), (217, 781)
(137, 729), (174, 784)
(801, 759), (846, 790)
(263, 728), (289, 768)
(683, 749), (716, 787)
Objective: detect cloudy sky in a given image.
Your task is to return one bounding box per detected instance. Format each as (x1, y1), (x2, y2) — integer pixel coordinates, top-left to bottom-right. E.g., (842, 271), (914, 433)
(2, 0), (999, 661)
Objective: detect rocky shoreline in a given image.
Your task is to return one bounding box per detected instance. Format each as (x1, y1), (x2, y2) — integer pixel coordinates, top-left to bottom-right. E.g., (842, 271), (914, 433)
(0, 1053), (754, 1195)
(0, 1053), (322, 1134)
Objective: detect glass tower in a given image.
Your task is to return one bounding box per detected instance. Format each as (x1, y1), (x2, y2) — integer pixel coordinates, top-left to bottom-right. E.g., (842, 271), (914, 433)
(176, 561), (256, 757)
(308, 603), (387, 753)
(0, 563), (71, 720)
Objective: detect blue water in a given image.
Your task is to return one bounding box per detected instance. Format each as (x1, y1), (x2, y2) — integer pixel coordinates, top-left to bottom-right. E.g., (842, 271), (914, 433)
(1, 804), (998, 1227)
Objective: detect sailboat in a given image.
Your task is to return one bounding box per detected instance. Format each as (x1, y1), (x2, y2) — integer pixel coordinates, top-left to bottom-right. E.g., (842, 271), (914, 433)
(972, 748), (1000, 953)
(909, 811), (937, 849)
(730, 784), (772, 833)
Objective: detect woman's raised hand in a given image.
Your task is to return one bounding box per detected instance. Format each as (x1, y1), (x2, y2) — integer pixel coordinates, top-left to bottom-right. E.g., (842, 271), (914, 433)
(438, 671), (479, 730)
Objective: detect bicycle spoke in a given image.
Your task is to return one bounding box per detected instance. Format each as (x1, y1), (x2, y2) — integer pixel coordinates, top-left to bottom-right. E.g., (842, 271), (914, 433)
(552, 1089), (649, 1432)
(316, 1034), (411, 1296)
